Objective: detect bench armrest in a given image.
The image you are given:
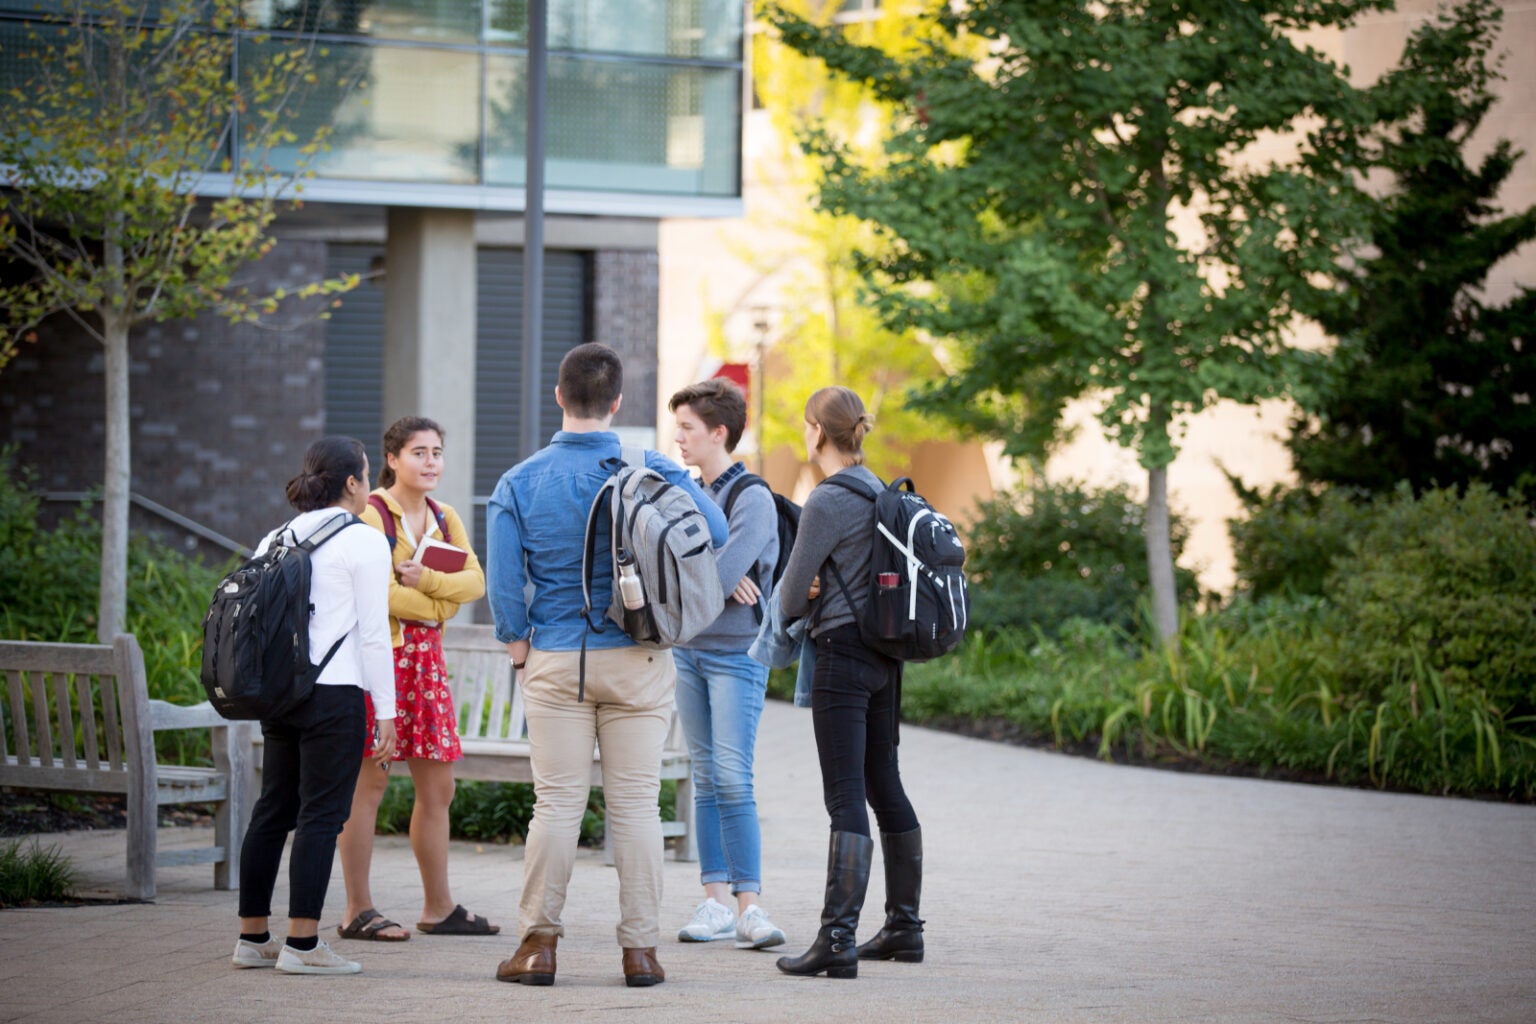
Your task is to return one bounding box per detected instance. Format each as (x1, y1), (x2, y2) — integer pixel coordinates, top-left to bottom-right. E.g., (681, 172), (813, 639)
(148, 699), (229, 732)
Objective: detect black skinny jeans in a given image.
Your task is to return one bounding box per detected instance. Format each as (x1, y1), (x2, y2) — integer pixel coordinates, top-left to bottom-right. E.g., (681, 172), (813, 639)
(810, 623), (920, 838)
(237, 683), (365, 921)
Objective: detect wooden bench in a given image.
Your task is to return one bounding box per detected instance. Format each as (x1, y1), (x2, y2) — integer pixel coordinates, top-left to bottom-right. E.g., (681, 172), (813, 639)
(0, 635), (256, 900)
(442, 623), (696, 862)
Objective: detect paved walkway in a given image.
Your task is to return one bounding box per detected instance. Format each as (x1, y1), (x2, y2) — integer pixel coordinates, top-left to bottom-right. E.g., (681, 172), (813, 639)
(2, 700), (1533, 1024)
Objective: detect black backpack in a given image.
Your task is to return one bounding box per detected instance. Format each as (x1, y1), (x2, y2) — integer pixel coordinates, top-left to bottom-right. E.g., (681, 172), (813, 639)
(722, 473), (801, 620)
(200, 513), (359, 720)
(822, 475), (969, 662)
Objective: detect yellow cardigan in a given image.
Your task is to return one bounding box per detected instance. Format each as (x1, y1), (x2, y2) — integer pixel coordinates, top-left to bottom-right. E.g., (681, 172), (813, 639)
(360, 488), (487, 648)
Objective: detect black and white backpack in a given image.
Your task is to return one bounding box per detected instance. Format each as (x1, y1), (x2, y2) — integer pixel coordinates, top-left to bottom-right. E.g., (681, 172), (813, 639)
(823, 475), (969, 662)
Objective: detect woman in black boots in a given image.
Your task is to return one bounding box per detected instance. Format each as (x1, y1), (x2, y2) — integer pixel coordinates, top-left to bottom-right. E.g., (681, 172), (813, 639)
(774, 387), (925, 979)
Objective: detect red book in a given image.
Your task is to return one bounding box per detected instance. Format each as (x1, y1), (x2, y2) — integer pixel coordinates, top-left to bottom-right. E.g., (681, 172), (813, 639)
(415, 535), (468, 573)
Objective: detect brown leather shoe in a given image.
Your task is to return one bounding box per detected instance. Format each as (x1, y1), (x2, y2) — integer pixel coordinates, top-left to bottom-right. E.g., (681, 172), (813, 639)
(621, 946), (665, 987)
(496, 932), (557, 986)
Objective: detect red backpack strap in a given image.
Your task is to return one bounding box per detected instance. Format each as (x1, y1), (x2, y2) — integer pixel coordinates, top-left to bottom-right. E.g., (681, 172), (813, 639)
(425, 496), (451, 546)
(367, 494), (398, 550)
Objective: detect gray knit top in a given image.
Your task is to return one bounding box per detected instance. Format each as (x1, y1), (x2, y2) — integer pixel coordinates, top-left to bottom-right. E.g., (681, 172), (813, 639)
(778, 465), (883, 637)
(680, 465), (780, 651)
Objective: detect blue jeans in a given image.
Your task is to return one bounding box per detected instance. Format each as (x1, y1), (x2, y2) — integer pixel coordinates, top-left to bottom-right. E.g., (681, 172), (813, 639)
(673, 647), (769, 893)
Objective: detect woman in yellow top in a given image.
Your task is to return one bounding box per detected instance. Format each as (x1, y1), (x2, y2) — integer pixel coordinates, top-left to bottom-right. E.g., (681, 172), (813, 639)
(334, 416), (498, 941)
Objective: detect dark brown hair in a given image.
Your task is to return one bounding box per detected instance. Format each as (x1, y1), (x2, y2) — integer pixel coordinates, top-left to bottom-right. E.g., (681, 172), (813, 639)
(669, 377), (748, 452)
(557, 342), (624, 419)
(805, 386), (873, 463)
(285, 436), (367, 512)
(378, 416), (445, 489)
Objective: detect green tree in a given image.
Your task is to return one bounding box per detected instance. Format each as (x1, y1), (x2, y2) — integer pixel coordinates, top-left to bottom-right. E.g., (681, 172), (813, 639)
(766, 0), (1387, 639)
(0, 0), (358, 642)
(742, 0), (956, 478)
(1289, 0), (1536, 498)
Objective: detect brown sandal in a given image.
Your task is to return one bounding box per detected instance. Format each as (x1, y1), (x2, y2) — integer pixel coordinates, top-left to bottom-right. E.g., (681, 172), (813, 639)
(337, 908), (411, 942)
(417, 904), (500, 935)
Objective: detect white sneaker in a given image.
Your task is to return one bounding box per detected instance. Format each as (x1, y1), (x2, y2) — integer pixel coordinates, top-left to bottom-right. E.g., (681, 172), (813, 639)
(734, 904), (786, 950)
(231, 936), (282, 968)
(274, 939), (362, 975)
(677, 897), (736, 942)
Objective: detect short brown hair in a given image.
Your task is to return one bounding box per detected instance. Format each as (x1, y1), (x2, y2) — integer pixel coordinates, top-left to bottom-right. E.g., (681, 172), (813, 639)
(558, 343), (624, 419)
(669, 378), (748, 452)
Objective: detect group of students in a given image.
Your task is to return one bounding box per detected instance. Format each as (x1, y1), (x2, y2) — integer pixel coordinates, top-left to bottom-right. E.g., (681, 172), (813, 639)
(230, 342), (925, 986)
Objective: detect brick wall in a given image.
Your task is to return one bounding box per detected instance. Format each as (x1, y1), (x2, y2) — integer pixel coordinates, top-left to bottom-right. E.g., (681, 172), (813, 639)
(0, 240), (330, 561)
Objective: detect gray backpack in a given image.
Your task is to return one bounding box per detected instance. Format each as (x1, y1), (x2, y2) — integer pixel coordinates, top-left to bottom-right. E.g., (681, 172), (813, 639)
(579, 445), (723, 699)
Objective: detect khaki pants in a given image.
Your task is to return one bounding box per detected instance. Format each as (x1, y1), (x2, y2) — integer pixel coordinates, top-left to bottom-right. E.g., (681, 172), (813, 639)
(518, 645), (675, 948)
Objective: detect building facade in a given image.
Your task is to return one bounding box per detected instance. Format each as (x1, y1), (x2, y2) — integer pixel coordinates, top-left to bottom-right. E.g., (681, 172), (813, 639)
(0, 0), (745, 560)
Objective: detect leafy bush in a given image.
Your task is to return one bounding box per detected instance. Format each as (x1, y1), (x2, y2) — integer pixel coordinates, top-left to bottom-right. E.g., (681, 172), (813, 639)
(0, 450), (228, 763)
(964, 479), (1200, 638)
(375, 778), (676, 847)
(899, 594), (1536, 800)
(0, 837), (78, 907)
(1324, 485), (1536, 718)
(1228, 482), (1375, 598)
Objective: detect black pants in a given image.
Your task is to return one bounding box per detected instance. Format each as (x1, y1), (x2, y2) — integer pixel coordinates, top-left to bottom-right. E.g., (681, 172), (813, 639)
(810, 623), (920, 838)
(237, 684), (365, 921)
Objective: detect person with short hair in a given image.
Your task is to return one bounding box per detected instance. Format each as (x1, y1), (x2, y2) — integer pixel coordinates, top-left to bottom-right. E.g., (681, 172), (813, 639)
(667, 378), (787, 951)
(334, 416), (495, 943)
(487, 343), (729, 988)
(232, 436), (398, 976)
(775, 387), (926, 980)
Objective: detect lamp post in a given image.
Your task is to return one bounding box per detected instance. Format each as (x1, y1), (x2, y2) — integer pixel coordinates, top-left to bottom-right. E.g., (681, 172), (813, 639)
(750, 305), (771, 475)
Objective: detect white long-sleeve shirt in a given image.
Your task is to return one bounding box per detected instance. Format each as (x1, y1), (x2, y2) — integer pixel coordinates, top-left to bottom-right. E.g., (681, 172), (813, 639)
(253, 507), (396, 720)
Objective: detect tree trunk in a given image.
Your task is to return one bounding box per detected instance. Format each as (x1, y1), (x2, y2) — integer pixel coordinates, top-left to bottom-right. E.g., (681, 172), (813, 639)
(97, 311), (130, 643)
(1145, 462), (1179, 644)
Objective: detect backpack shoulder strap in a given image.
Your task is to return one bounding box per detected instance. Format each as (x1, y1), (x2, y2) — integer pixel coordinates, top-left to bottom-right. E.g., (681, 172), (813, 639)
(299, 512), (360, 552)
(722, 473), (769, 521)
(820, 473), (879, 502)
(367, 494), (397, 550)
(424, 496), (451, 546)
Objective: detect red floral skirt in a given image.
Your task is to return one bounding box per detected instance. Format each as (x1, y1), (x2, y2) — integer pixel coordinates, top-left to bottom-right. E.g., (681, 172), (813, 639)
(362, 624), (462, 762)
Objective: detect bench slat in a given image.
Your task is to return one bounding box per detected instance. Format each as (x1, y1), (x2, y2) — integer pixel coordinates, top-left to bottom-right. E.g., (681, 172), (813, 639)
(77, 673), (101, 772)
(101, 668), (123, 770)
(53, 671), (79, 769)
(31, 671), (55, 767)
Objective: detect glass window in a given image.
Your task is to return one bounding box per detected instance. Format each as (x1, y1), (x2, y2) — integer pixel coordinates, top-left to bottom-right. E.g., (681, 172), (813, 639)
(242, 0), (481, 44)
(488, 0), (740, 60)
(484, 53), (738, 196)
(241, 38), (480, 183)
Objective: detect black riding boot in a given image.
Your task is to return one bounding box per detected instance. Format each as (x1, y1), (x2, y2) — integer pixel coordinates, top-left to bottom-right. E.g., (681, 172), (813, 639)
(856, 827), (924, 962)
(776, 830), (873, 979)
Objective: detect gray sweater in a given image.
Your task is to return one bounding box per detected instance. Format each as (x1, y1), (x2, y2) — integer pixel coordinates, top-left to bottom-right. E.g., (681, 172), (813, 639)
(779, 465), (883, 637)
(680, 469), (780, 651)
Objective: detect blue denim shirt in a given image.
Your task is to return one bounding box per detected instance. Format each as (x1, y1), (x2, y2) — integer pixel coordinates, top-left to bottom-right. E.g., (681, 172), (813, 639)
(486, 430), (729, 651)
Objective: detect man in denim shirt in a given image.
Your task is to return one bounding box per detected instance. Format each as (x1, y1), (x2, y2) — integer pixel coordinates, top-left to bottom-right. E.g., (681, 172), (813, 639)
(487, 343), (727, 989)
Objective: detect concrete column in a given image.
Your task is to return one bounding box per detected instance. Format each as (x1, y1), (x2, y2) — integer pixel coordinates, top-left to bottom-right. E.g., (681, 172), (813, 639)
(383, 207), (478, 538)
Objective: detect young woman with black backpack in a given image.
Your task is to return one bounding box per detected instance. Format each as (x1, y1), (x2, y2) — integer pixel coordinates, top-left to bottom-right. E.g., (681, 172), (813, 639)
(774, 387), (925, 979)
(232, 436), (398, 975)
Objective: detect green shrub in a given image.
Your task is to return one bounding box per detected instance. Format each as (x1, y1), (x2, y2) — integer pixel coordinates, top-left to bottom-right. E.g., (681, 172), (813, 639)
(0, 450), (228, 764)
(0, 837), (78, 907)
(1325, 484), (1536, 718)
(964, 479), (1200, 638)
(1228, 483), (1375, 598)
(376, 778), (607, 846)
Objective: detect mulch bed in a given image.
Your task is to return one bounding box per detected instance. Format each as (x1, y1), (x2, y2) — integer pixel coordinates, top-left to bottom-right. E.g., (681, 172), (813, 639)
(0, 790), (213, 838)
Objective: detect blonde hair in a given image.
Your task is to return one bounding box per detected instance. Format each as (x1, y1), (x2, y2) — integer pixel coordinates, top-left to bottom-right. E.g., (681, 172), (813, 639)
(805, 386), (873, 463)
